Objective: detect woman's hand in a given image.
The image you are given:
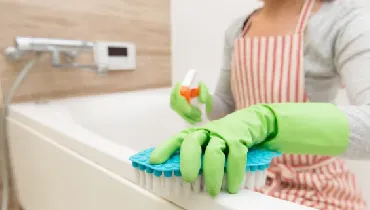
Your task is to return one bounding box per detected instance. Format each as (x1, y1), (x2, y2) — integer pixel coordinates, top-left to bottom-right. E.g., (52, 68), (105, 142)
(170, 82), (213, 125)
(150, 103), (350, 196)
(150, 105), (275, 196)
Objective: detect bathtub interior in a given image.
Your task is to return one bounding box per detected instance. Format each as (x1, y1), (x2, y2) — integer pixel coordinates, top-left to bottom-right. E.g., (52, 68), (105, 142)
(50, 88), (191, 152)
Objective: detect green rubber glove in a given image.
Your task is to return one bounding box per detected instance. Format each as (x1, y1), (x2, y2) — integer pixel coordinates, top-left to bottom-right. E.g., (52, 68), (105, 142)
(170, 82), (213, 125)
(150, 103), (349, 196)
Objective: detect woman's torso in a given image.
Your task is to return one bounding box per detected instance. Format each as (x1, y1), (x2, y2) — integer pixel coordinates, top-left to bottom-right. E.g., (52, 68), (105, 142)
(225, 0), (367, 103)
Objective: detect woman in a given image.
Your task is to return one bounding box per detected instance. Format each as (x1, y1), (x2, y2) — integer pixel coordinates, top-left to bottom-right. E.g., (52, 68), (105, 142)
(150, 0), (369, 209)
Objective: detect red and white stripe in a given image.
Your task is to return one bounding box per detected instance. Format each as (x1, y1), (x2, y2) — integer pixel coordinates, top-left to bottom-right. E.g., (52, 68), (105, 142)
(230, 0), (366, 209)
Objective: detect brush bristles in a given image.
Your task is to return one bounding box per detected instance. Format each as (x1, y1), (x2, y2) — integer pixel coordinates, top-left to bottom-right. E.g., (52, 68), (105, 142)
(134, 169), (268, 196)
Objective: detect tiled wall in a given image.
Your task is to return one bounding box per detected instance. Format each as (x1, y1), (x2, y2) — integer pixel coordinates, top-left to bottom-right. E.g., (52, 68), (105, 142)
(0, 0), (171, 105)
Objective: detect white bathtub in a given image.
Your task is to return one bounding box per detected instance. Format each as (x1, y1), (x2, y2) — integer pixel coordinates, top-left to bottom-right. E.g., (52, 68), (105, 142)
(7, 88), (321, 210)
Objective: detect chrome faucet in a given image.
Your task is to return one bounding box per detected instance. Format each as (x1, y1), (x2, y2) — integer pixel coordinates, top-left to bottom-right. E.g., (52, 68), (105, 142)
(5, 36), (108, 75)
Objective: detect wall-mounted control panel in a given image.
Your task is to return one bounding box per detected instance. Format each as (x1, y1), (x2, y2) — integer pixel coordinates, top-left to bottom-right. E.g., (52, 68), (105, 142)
(94, 41), (136, 71)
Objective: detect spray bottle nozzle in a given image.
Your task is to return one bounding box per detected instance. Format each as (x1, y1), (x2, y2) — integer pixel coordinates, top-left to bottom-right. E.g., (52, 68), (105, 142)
(180, 69), (200, 103)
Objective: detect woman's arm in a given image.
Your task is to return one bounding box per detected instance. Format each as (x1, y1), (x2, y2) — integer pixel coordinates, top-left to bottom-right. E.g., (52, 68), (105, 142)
(335, 7), (370, 159)
(207, 36), (235, 120)
(207, 17), (247, 121)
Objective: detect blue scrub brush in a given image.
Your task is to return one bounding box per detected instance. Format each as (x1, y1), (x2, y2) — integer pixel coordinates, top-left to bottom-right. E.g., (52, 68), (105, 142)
(129, 69), (281, 196)
(129, 148), (281, 196)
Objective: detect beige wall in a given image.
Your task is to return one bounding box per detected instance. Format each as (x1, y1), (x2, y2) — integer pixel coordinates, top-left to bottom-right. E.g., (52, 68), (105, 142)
(0, 0), (171, 104)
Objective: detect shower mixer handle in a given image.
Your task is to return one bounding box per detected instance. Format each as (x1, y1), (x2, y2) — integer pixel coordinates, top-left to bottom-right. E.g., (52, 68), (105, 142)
(14, 36), (94, 52)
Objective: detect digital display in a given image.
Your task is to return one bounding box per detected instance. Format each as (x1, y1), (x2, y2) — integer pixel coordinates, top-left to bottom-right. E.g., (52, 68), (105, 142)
(108, 46), (128, 57)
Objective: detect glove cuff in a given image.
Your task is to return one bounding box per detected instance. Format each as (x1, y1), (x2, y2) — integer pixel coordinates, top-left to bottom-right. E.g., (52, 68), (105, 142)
(257, 103), (349, 156)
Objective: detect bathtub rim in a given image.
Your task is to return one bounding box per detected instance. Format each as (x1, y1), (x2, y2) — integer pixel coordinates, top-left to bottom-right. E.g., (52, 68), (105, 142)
(7, 117), (182, 210)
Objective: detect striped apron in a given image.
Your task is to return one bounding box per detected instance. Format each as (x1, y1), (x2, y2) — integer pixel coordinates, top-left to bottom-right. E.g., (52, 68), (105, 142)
(230, 0), (367, 209)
